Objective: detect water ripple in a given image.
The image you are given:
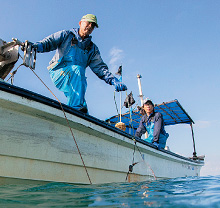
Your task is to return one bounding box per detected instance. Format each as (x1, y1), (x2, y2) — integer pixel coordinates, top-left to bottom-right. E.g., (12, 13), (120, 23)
(0, 176), (220, 207)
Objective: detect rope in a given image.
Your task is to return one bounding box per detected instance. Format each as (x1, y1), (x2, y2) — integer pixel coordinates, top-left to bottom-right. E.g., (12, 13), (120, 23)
(133, 138), (157, 180)
(125, 141), (137, 181)
(7, 63), (23, 84)
(113, 91), (120, 122)
(28, 69), (156, 183)
(29, 68), (92, 184)
(114, 92), (156, 181)
(6, 53), (27, 84)
(125, 137), (157, 181)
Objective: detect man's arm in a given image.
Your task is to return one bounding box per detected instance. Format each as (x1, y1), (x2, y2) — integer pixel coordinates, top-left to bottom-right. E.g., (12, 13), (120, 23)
(135, 116), (147, 138)
(88, 45), (127, 91)
(34, 30), (68, 53)
(88, 46), (115, 84)
(153, 112), (163, 143)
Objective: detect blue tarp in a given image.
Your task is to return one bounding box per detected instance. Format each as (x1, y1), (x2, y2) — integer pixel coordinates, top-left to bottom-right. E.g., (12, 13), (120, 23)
(105, 99), (194, 135)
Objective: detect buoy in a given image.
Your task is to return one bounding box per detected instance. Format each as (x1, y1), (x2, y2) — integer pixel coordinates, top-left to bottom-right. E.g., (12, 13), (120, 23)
(115, 122), (126, 131)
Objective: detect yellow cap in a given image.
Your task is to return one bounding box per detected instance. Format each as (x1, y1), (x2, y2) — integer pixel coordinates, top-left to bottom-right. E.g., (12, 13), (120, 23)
(81, 14), (99, 28)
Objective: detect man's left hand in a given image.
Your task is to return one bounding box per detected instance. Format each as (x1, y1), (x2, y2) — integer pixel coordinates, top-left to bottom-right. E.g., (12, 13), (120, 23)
(115, 82), (127, 92)
(111, 77), (127, 92)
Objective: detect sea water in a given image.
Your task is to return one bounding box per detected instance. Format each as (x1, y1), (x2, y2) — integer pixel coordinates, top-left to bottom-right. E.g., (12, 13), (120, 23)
(0, 175), (220, 207)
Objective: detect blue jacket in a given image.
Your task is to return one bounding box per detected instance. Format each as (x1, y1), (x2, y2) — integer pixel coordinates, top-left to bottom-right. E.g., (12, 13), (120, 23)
(135, 112), (167, 143)
(34, 28), (115, 85)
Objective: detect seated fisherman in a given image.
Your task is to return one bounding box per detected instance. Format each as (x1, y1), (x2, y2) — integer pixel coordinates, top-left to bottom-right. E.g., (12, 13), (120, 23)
(135, 99), (169, 149)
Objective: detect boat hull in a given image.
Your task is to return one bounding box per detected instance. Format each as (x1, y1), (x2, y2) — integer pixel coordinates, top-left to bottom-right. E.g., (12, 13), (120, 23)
(0, 83), (204, 184)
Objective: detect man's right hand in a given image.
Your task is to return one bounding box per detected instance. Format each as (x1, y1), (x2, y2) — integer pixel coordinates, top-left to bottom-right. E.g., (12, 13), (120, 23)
(21, 41), (37, 51)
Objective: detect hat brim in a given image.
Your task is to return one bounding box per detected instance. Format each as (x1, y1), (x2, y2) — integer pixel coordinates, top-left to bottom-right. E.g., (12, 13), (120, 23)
(81, 18), (99, 28)
(144, 100), (154, 106)
(90, 21), (99, 28)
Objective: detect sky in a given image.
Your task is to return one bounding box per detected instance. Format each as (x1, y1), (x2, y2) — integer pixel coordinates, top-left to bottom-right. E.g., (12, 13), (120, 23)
(1, 0), (220, 176)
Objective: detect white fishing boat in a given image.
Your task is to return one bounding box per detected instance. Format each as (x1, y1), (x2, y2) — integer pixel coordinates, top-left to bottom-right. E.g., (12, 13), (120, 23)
(0, 38), (204, 185)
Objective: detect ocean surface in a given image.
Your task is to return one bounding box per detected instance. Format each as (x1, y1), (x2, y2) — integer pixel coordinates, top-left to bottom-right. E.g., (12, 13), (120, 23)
(0, 175), (220, 207)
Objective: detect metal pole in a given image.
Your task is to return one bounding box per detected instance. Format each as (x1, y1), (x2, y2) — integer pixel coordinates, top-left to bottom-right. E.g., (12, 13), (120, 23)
(120, 91), (122, 122)
(137, 74), (144, 106)
(190, 122), (197, 160)
(137, 74), (148, 138)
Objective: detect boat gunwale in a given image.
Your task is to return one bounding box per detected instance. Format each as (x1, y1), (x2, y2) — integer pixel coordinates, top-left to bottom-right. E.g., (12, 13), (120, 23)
(0, 81), (204, 165)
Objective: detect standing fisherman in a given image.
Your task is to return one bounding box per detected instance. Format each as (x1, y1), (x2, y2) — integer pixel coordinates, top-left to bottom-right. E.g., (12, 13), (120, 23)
(32, 14), (127, 113)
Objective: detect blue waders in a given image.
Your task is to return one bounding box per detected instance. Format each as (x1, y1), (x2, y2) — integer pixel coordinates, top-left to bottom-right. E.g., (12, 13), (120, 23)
(48, 44), (88, 110)
(145, 122), (168, 149)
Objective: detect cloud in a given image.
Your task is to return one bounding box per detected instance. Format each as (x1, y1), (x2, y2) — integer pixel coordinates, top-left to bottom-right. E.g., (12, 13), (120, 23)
(109, 47), (124, 73)
(194, 120), (211, 129)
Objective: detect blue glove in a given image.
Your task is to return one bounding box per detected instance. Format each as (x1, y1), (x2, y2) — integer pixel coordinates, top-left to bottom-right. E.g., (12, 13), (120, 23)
(111, 77), (127, 92)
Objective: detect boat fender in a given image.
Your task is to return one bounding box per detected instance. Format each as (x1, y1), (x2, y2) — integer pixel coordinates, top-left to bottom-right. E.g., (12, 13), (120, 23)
(115, 122), (126, 131)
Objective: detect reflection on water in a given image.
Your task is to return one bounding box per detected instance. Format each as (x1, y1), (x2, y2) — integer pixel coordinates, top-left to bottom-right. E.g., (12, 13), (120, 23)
(0, 176), (220, 207)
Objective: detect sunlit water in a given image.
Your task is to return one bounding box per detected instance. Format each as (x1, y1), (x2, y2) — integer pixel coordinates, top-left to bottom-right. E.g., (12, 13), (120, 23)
(0, 175), (220, 207)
